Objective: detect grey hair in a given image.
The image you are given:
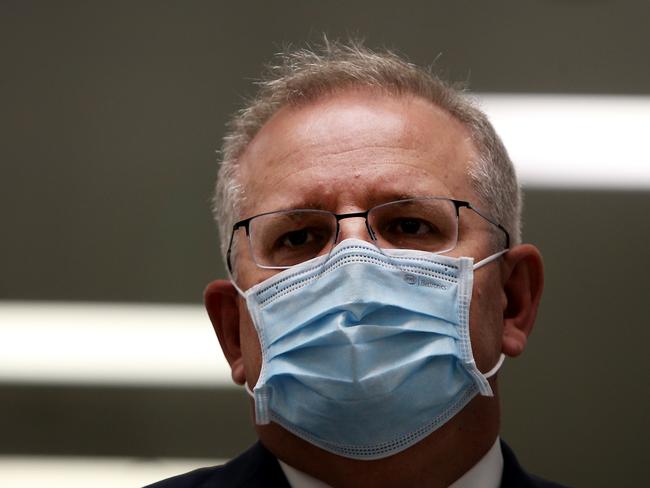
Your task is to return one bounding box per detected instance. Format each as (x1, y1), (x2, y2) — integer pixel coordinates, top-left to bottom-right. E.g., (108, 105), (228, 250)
(213, 39), (521, 268)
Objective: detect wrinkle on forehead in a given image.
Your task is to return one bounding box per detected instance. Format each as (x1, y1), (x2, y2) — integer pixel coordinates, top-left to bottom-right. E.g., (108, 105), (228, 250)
(259, 149), (428, 191)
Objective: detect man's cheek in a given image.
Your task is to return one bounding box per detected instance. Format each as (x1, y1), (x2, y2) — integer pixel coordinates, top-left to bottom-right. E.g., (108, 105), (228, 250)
(240, 314), (263, 386)
(469, 281), (503, 371)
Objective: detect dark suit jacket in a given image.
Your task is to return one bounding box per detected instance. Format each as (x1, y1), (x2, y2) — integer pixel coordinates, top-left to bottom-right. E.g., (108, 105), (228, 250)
(145, 440), (569, 488)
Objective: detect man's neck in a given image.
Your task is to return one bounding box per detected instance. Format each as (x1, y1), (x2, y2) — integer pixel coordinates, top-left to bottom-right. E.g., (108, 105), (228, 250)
(279, 437), (503, 488)
(258, 393), (500, 488)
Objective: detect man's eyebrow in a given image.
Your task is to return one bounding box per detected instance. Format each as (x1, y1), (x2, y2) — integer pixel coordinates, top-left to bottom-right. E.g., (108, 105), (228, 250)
(378, 191), (421, 201)
(366, 191), (447, 206)
(270, 199), (330, 211)
(300, 200), (330, 210)
(276, 192), (447, 213)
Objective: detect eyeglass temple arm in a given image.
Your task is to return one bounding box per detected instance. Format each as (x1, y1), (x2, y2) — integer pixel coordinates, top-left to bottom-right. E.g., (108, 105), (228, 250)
(459, 201), (511, 249)
(226, 220), (251, 274)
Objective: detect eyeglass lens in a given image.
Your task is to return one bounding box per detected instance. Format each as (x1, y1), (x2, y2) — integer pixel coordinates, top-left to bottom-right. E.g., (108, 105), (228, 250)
(247, 198), (459, 268)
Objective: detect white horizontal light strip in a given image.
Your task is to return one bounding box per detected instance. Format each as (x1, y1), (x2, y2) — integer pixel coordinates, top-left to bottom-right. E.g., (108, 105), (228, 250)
(477, 94), (650, 189)
(0, 301), (233, 387)
(0, 456), (223, 488)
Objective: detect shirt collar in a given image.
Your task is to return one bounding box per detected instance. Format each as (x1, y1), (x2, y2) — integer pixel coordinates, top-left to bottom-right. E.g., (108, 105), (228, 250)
(278, 459), (331, 488)
(278, 437), (503, 488)
(449, 437), (503, 488)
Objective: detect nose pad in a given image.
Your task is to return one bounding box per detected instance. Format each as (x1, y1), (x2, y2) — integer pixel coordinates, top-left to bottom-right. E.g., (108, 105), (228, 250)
(335, 218), (377, 245)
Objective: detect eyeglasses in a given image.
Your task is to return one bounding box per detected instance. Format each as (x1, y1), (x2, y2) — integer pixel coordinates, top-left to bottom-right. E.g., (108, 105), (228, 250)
(226, 197), (510, 272)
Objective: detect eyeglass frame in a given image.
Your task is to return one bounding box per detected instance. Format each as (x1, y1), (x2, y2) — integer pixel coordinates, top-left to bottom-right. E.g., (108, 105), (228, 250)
(225, 197), (511, 273)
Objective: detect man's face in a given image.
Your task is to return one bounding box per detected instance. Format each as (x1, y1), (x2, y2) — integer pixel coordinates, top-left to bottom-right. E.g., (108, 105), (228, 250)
(233, 88), (505, 391)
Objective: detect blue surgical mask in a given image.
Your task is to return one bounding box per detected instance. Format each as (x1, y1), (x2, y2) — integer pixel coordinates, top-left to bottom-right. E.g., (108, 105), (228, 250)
(233, 238), (506, 460)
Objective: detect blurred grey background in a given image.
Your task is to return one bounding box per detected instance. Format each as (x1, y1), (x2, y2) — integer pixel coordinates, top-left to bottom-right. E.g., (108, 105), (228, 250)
(1, 1), (649, 487)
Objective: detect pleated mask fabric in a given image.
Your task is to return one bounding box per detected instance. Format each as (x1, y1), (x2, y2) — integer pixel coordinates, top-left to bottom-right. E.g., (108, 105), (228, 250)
(237, 238), (500, 460)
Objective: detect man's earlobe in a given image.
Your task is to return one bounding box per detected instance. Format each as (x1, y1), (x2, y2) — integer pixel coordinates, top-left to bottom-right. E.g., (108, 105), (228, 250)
(501, 244), (544, 357)
(204, 280), (246, 385)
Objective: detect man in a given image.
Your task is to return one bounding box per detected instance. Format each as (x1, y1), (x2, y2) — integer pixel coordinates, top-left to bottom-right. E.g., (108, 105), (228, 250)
(149, 41), (566, 487)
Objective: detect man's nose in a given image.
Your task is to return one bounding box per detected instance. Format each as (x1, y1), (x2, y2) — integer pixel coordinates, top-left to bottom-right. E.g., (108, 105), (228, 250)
(335, 216), (375, 243)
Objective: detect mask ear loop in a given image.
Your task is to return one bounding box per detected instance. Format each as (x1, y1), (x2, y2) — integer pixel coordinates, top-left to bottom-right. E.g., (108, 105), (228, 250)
(229, 274), (272, 424)
(483, 353), (506, 379)
(227, 267), (247, 298)
(473, 249), (509, 270)
(472, 248), (508, 380)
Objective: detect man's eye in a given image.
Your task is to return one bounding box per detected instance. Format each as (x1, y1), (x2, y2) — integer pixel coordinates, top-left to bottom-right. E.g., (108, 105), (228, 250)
(280, 229), (312, 247)
(393, 218), (432, 235)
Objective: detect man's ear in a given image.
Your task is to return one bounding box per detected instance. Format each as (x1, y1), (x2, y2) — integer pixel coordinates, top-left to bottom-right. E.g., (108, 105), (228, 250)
(204, 280), (246, 385)
(500, 244), (544, 357)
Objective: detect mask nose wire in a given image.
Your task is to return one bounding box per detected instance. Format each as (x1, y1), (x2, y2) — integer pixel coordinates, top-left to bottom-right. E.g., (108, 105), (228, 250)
(327, 214), (400, 270)
(334, 219), (414, 282)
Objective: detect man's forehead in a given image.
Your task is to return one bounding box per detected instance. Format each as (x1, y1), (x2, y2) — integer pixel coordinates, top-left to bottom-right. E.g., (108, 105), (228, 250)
(245, 89), (470, 153)
(236, 88), (477, 216)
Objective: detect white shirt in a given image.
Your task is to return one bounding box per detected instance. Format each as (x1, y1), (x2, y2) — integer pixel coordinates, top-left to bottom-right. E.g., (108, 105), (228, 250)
(278, 437), (503, 488)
